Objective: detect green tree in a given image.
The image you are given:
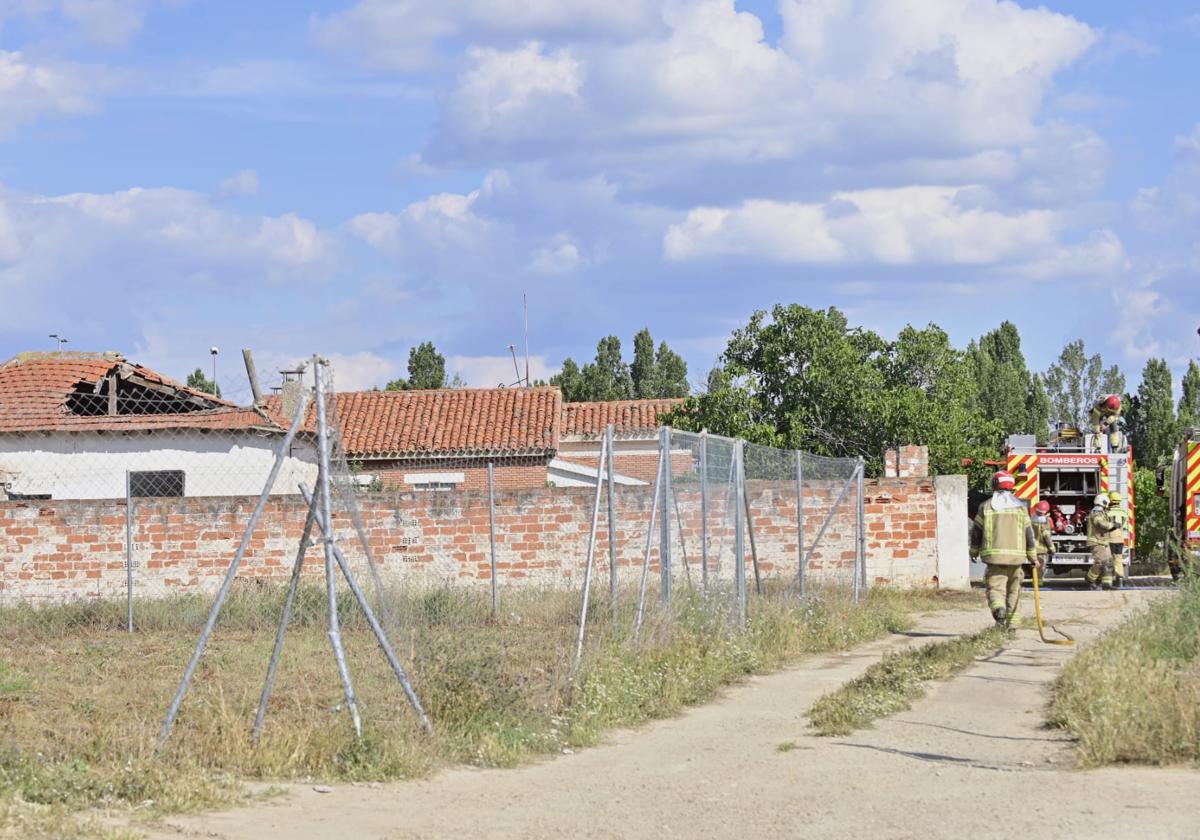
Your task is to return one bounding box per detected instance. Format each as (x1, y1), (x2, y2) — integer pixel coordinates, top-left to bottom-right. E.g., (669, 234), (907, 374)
(650, 341), (689, 398)
(1132, 467), (1170, 567)
(1042, 339), (1124, 429)
(966, 321), (1047, 442)
(580, 336), (634, 401)
(1179, 360), (1200, 430)
(386, 341), (446, 390)
(186, 368), (221, 397)
(1126, 358), (1176, 466)
(631, 328), (656, 398)
(667, 304), (998, 476)
(556, 329), (689, 401)
(550, 358), (586, 401)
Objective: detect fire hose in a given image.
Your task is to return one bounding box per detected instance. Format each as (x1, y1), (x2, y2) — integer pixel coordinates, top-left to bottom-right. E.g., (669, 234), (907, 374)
(1031, 565), (1074, 646)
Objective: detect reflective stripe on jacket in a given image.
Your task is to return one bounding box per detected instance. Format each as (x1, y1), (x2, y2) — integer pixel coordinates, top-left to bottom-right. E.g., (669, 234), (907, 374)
(971, 497), (1037, 566)
(1108, 508), (1129, 546)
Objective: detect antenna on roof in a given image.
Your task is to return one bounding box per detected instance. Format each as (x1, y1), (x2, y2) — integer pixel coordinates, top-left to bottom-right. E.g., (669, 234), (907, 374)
(48, 334), (68, 353)
(523, 292), (530, 388)
(507, 344), (522, 388)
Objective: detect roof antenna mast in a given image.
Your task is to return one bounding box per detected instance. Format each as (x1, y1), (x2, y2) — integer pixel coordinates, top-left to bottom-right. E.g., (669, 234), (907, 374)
(523, 292), (531, 388)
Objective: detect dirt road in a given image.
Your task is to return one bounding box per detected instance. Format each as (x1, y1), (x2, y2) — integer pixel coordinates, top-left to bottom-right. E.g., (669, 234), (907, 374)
(145, 588), (1196, 840)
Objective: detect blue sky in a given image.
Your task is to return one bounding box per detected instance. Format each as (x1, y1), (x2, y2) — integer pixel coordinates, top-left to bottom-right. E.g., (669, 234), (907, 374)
(1, 0), (1198, 401)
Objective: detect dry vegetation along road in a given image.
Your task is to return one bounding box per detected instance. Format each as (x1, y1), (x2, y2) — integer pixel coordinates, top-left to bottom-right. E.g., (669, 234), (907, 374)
(145, 588), (1195, 840)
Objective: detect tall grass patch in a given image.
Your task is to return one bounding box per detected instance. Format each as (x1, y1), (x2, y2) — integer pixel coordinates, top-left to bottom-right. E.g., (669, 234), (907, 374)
(1049, 577), (1200, 766)
(0, 582), (974, 836)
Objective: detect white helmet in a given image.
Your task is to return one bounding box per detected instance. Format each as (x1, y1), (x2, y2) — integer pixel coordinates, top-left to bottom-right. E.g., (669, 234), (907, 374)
(1093, 493), (1110, 508)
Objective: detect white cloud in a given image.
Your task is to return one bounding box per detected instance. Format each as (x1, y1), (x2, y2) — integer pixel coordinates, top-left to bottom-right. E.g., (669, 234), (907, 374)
(0, 0), (159, 48)
(311, 0), (661, 71)
(322, 351), (399, 391)
(527, 235), (582, 274)
(0, 49), (111, 134)
(217, 169), (260, 198)
(428, 0), (1096, 194)
(447, 354), (556, 388)
(0, 183), (338, 332)
(663, 185), (1096, 268)
(347, 189), (497, 258)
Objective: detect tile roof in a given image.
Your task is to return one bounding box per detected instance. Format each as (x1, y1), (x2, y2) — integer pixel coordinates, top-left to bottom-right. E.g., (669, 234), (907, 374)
(560, 398), (684, 440)
(265, 387), (563, 459)
(0, 352), (283, 434)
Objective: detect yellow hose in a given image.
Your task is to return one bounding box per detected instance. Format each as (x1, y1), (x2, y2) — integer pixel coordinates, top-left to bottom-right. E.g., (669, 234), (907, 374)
(1032, 565), (1074, 645)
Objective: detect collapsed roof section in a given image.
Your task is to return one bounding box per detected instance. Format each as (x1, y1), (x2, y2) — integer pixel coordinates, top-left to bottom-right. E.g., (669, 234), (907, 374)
(0, 352), (286, 434)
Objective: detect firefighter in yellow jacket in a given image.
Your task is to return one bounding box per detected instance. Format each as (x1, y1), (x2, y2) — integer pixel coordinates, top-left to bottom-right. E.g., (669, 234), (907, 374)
(1031, 500), (1055, 571)
(970, 471), (1038, 628)
(1088, 394), (1123, 450)
(1086, 493), (1118, 590)
(1106, 490), (1129, 589)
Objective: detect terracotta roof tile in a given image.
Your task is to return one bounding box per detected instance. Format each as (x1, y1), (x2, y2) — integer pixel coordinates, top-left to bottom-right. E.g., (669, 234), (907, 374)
(0, 352), (280, 434)
(560, 398), (684, 440)
(264, 387), (563, 459)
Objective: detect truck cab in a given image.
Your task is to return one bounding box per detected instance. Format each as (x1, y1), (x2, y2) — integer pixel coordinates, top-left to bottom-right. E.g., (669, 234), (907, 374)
(1163, 427), (1200, 574)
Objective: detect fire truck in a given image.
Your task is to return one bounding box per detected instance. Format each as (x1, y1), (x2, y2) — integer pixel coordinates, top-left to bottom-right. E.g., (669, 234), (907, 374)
(1160, 427), (1200, 576)
(1004, 429), (1135, 573)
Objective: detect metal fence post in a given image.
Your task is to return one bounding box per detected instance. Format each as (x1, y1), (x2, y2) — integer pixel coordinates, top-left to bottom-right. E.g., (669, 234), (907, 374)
(856, 457), (867, 601)
(125, 470), (133, 634)
(573, 434), (608, 675)
(488, 461), (498, 619)
(659, 427), (673, 604)
(795, 450), (805, 598)
(606, 424), (617, 605)
(733, 440), (746, 628)
(700, 431), (709, 592)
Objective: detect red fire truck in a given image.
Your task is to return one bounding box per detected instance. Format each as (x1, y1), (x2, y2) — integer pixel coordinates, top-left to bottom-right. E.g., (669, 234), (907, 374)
(1162, 426), (1200, 577)
(1005, 430), (1135, 574)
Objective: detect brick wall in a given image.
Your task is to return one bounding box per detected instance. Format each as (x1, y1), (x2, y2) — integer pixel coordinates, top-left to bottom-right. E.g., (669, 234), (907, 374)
(0, 473), (952, 603)
(364, 457), (550, 492)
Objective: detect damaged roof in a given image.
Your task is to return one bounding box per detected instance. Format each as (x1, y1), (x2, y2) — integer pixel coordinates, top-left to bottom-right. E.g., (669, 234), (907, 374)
(0, 352), (286, 434)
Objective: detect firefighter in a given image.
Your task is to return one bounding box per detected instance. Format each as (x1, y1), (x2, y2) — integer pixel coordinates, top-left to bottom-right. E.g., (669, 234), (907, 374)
(1088, 394), (1123, 450)
(1032, 500), (1055, 573)
(970, 471), (1037, 628)
(1086, 493), (1118, 591)
(1107, 490), (1129, 589)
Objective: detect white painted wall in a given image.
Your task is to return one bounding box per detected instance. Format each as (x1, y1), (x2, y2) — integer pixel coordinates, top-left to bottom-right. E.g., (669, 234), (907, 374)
(934, 475), (970, 590)
(0, 432), (318, 499)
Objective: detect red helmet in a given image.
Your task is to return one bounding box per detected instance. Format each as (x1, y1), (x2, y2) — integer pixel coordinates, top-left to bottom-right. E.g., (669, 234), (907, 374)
(1104, 394), (1121, 411)
(992, 470), (1016, 491)
(1033, 500), (1050, 514)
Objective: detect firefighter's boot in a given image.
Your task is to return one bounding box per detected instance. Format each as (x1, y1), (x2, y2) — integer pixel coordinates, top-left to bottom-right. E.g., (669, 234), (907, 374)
(991, 606), (1007, 627)
(1085, 571), (1102, 591)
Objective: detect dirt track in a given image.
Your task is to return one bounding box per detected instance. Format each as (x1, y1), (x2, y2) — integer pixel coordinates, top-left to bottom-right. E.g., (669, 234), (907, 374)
(144, 588), (1196, 840)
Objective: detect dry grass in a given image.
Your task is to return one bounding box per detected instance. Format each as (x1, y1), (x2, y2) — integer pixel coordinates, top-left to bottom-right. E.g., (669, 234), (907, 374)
(0, 582), (975, 837)
(1049, 576), (1200, 766)
(807, 625), (1008, 736)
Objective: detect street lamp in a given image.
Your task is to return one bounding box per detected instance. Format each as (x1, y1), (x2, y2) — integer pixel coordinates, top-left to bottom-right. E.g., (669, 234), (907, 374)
(210, 347), (219, 392)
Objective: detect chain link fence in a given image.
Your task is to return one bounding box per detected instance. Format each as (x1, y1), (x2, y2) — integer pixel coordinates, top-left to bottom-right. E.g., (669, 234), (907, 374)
(0, 355), (866, 634)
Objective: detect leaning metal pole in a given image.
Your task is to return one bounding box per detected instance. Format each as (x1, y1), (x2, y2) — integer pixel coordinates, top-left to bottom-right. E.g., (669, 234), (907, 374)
(158, 385), (312, 747)
(605, 425), (618, 606)
(633, 455), (664, 643)
(795, 450), (805, 598)
(488, 461), (498, 619)
(700, 431), (709, 592)
(855, 457), (866, 602)
(314, 358), (363, 739)
(252, 481), (321, 742)
(733, 440), (747, 628)
(301, 485), (433, 735)
(125, 470), (134, 634)
(744, 487), (762, 596)
(572, 434), (609, 675)
(659, 427), (673, 604)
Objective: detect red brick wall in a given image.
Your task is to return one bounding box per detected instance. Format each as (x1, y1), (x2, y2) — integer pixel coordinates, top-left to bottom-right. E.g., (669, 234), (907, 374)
(364, 457), (549, 492)
(556, 451), (693, 484)
(0, 475), (942, 603)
